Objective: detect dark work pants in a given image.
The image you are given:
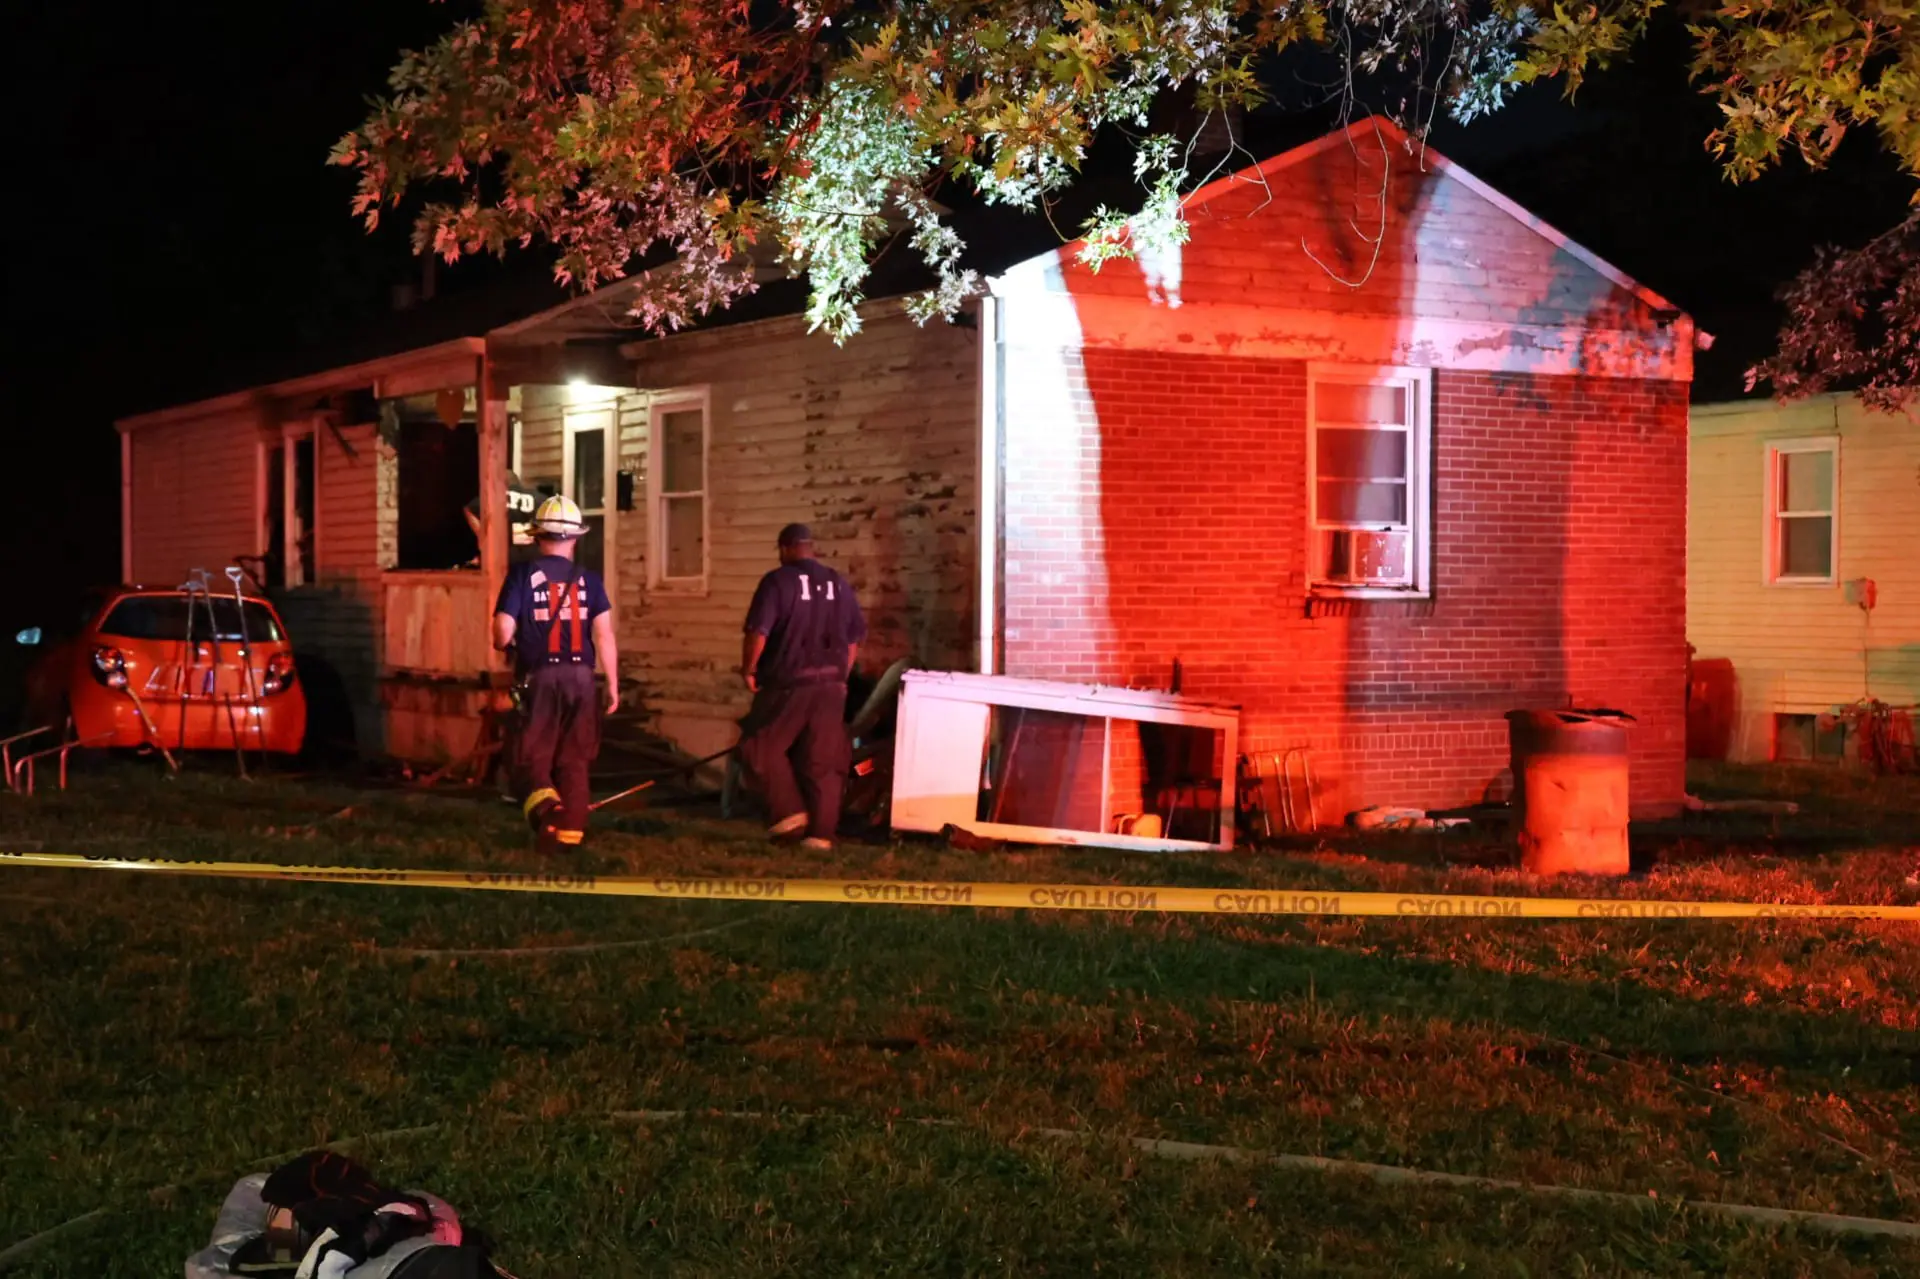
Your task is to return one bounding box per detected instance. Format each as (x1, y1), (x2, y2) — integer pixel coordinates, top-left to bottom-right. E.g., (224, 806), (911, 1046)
(514, 663), (601, 838)
(739, 681), (850, 840)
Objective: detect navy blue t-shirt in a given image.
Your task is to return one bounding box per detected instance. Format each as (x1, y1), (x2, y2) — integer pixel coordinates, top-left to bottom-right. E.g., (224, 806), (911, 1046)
(744, 559), (867, 687)
(494, 555), (612, 671)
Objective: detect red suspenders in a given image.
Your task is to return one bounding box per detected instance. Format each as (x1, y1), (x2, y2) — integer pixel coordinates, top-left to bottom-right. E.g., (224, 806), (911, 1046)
(543, 578), (584, 661)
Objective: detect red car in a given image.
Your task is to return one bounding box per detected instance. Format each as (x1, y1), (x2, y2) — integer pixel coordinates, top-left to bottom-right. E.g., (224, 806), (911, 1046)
(21, 584), (307, 756)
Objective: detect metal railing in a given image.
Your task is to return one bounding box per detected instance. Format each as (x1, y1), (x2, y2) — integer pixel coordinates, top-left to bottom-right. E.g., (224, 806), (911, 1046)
(9, 732), (114, 795)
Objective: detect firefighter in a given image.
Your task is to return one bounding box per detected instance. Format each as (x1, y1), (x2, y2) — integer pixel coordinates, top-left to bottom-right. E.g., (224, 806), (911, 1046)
(491, 495), (618, 853)
(738, 523), (867, 849)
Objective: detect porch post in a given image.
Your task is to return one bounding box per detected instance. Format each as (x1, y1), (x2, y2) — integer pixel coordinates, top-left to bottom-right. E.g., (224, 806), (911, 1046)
(478, 352), (510, 670)
(975, 295), (1003, 675)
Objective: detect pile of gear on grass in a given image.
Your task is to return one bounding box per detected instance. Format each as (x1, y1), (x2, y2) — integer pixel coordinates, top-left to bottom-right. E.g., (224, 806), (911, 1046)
(187, 1150), (517, 1278)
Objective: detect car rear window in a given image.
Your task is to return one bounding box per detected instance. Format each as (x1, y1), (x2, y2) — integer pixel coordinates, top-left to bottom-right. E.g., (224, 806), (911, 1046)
(98, 595), (286, 643)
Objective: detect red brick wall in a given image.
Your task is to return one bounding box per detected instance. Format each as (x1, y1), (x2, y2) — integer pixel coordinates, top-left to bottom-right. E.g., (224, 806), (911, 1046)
(1042, 134), (1656, 331)
(1000, 350), (1689, 821)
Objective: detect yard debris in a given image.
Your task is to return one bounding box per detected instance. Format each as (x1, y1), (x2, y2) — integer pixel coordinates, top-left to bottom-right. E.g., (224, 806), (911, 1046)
(1349, 805), (1429, 830)
(941, 822), (1005, 852)
(1347, 806), (1469, 832)
(1684, 794), (1801, 815)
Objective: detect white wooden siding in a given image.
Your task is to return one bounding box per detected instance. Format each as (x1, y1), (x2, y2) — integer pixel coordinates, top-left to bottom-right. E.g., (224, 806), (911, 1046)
(515, 386), (568, 491)
(1688, 395), (1920, 759)
(124, 408), (262, 585)
(622, 308), (980, 759)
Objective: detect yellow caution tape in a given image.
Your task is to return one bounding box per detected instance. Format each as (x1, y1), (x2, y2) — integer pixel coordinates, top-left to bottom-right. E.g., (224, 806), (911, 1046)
(4, 851), (1918, 920)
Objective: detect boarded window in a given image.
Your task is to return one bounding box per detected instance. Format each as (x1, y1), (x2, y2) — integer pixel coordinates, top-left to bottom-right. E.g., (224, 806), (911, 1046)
(1309, 368), (1429, 594)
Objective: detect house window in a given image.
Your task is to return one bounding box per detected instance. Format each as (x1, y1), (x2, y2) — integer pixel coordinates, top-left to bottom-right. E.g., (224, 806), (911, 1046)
(1773, 712), (1846, 762)
(649, 391), (709, 589)
(262, 428), (317, 589)
(1308, 366), (1431, 595)
(562, 405), (613, 575)
(1766, 439), (1837, 584)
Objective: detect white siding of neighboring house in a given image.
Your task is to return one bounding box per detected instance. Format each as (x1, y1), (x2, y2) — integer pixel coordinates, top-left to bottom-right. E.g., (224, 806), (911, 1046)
(1688, 394), (1920, 760)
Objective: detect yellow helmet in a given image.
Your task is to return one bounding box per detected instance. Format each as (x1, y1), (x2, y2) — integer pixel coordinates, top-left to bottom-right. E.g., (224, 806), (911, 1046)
(531, 494), (588, 538)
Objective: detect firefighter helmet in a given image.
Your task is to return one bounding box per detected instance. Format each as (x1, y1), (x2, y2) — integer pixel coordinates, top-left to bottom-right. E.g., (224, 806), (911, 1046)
(531, 494), (588, 539)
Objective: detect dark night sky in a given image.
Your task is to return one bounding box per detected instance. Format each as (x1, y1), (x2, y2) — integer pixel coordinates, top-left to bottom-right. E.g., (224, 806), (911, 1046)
(4, 5), (1910, 633)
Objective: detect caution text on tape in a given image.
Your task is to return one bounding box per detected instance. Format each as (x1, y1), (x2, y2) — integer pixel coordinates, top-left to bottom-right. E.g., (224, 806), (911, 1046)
(4, 852), (1917, 920)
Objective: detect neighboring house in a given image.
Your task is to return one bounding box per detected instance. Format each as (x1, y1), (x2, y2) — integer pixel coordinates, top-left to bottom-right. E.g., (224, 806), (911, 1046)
(117, 116), (1700, 821)
(1687, 393), (1920, 762)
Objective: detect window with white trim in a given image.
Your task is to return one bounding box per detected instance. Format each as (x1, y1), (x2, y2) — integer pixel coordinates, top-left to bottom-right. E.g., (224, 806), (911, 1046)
(648, 391), (710, 589)
(259, 426), (316, 590)
(1765, 438), (1837, 584)
(1308, 366), (1431, 595)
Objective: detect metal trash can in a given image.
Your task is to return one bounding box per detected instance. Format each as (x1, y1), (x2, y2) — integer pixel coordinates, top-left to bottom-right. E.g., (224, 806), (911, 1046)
(1505, 708), (1635, 876)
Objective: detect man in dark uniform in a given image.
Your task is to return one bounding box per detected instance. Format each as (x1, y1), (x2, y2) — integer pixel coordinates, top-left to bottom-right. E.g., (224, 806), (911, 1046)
(492, 494), (618, 853)
(739, 523), (866, 849)
(464, 470), (547, 566)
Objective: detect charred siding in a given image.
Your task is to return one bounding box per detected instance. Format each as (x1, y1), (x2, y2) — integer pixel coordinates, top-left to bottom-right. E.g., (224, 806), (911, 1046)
(621, 309), (979, 757)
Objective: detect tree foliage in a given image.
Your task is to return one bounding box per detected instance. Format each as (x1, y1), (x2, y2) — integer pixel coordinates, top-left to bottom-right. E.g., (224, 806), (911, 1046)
(1750, 210), (1919, 410)
(336, 1), (1920, 402)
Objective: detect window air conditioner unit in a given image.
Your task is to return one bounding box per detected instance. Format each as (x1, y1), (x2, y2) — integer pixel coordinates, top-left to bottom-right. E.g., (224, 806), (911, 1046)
(1322, 529), (1409, 587)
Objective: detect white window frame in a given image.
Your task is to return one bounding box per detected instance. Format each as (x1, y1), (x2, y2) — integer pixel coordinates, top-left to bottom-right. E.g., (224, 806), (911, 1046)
(263, 422), (318, 589)
(646, 387), (712, 593)
(560, 403), (615, 523)
(1305, 364), (1432, 599)
(1763, 436), (1839, 587)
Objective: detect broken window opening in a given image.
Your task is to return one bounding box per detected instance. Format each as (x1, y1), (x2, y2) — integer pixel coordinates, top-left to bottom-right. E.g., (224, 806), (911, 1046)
(384, 389), (482, 572)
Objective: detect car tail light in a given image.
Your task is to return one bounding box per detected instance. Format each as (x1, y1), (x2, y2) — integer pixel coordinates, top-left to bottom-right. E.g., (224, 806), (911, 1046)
(91, 646), (129, 689)
(261, 651), (297, 695)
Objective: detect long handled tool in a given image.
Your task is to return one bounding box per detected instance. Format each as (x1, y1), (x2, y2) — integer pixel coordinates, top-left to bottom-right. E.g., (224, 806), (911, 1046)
(589, 744), (737, 813)
(587, 778), (656, 813)
(183, 569), (223, 757)
(122, 680), (180, 774)
(223, 695), (249, 780)
(226, 566), (267, 760)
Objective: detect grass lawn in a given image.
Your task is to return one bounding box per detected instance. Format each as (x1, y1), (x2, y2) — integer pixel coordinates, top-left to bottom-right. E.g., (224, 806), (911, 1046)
(1, 761), (1917, 1276)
